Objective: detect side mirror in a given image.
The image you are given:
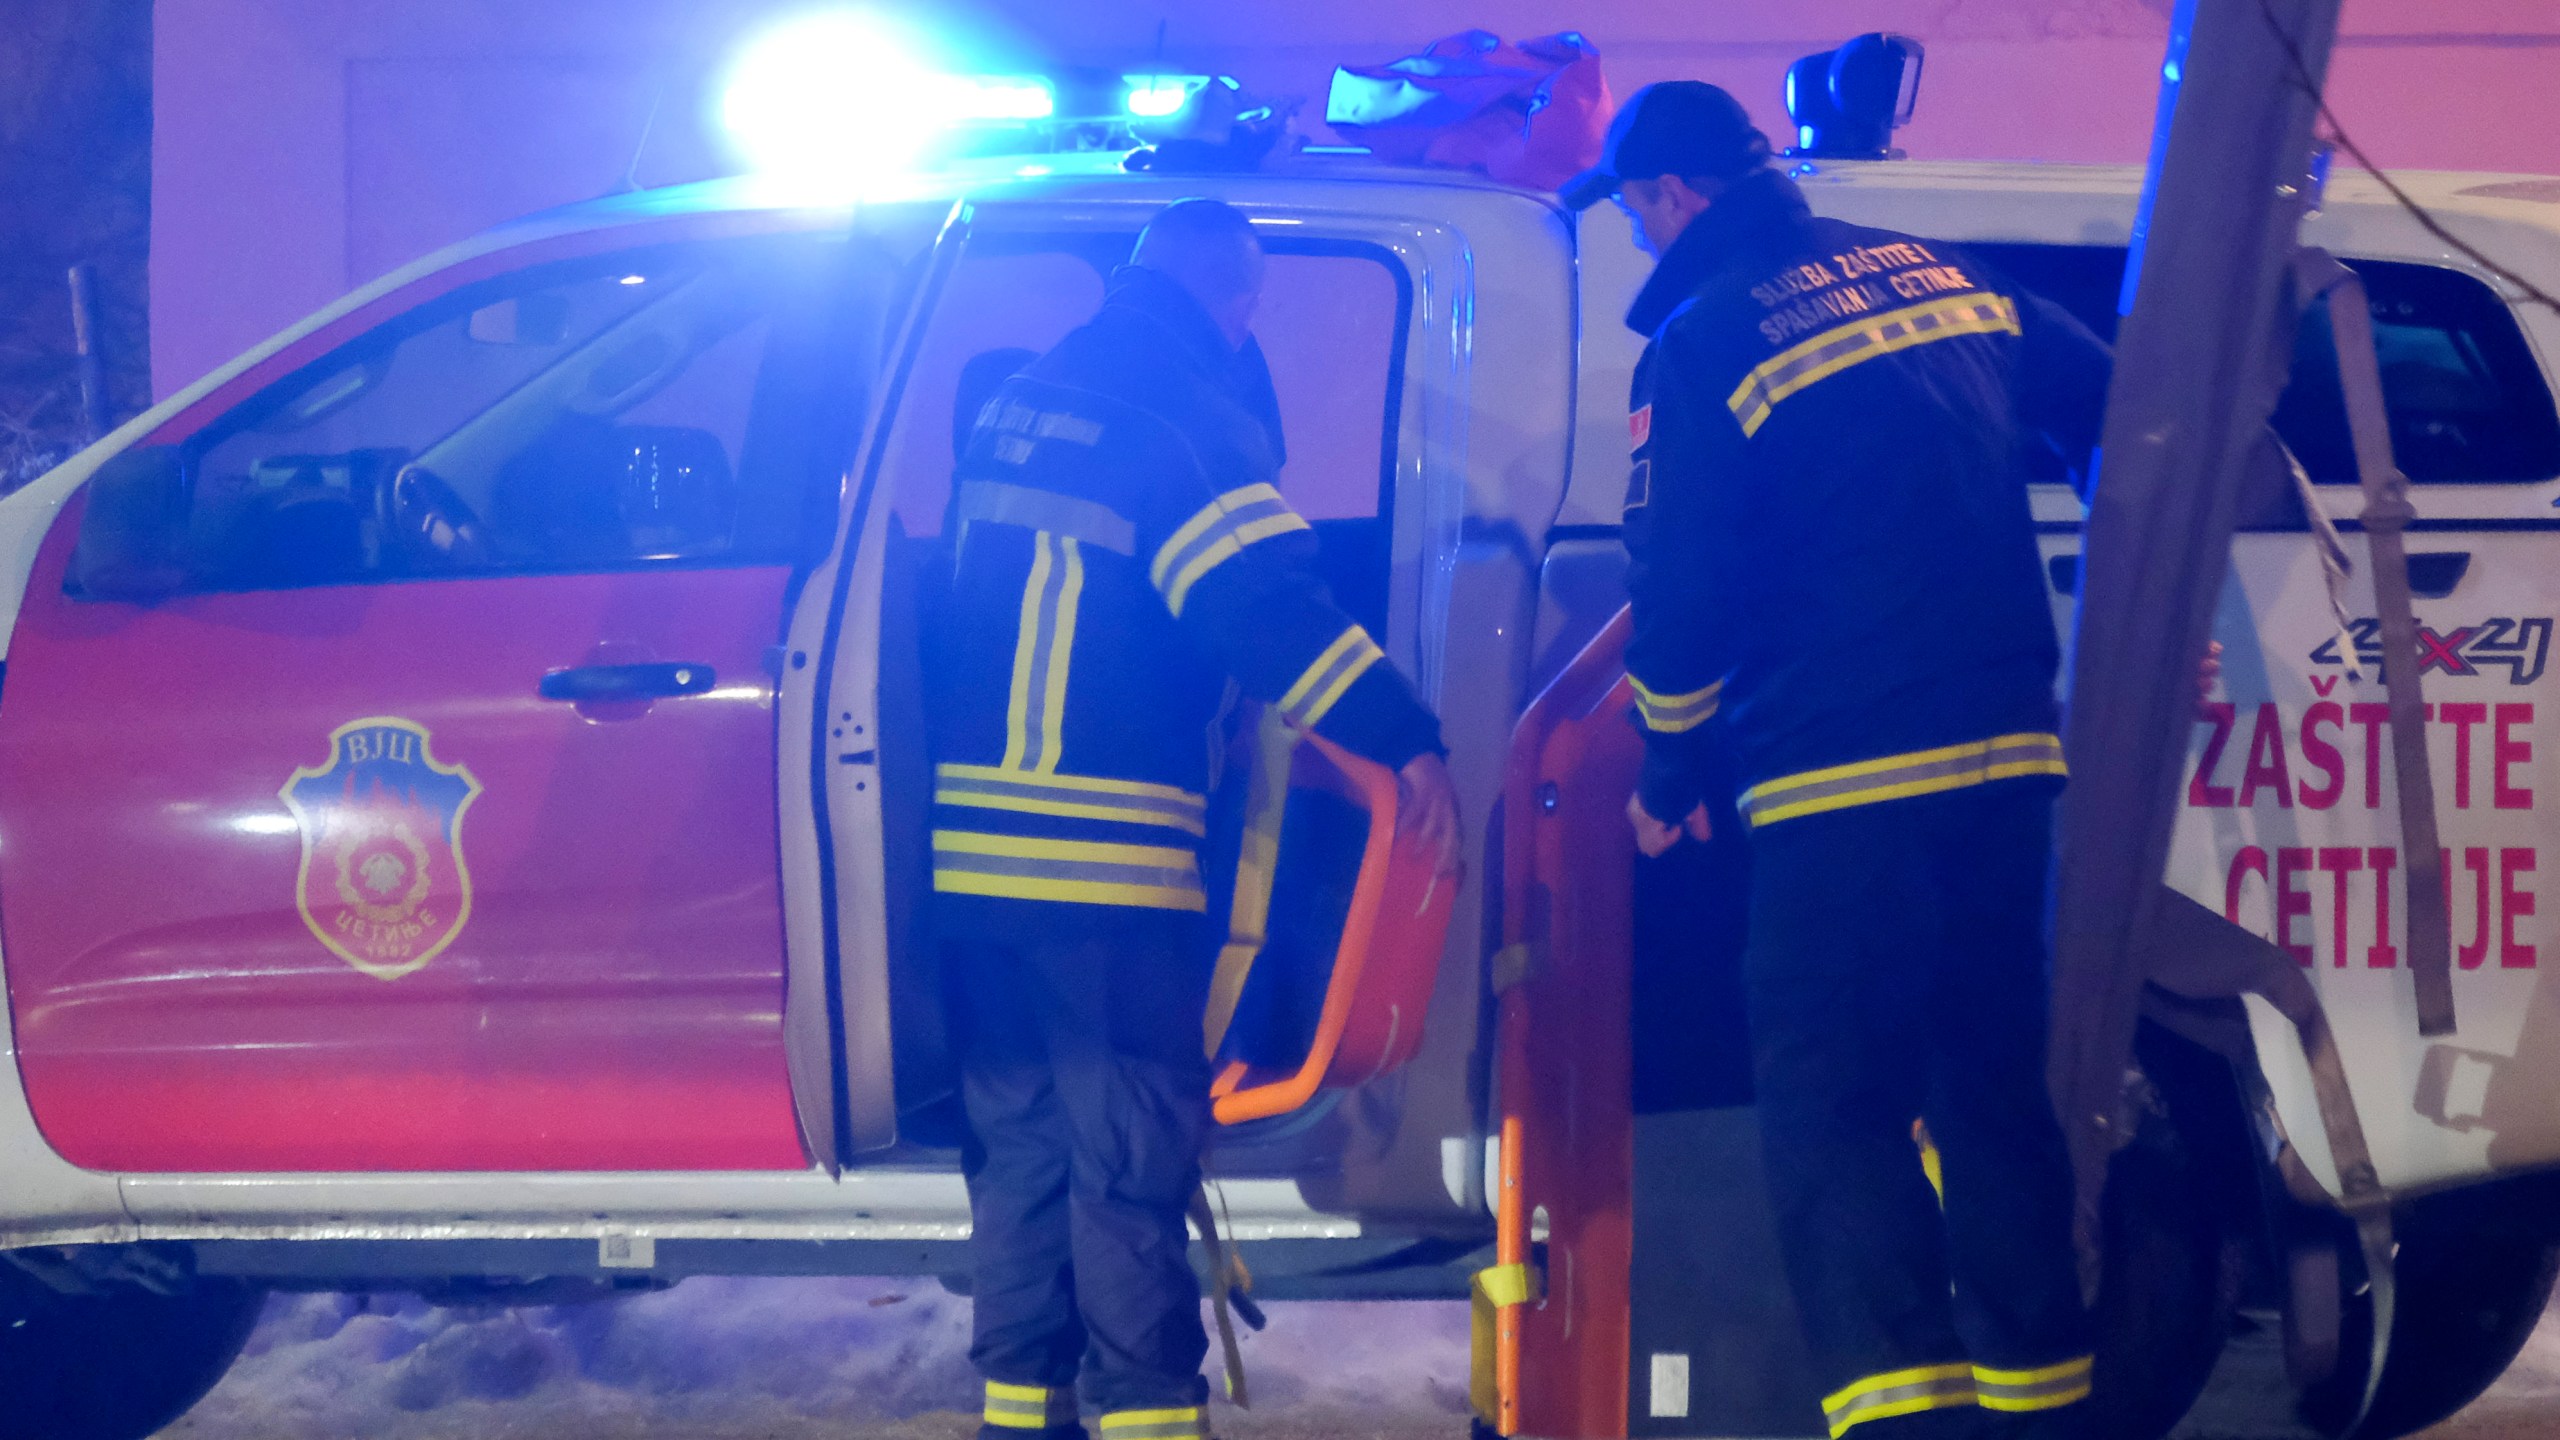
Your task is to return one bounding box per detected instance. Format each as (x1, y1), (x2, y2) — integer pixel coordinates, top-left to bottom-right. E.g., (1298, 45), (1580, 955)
(69, 446), (190, 602)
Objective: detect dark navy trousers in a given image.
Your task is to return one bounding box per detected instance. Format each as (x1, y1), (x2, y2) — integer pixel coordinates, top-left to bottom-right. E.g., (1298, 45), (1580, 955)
(1744, 783), (2093, 1439)
(948, 920), (1214, 1438)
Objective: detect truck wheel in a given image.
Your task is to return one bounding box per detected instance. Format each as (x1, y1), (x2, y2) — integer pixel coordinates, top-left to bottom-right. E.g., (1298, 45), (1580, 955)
(2297, 1182), (2560, 1440)
(2081, 1025), (2245, 1440)
(0, 1262), (265, 1440)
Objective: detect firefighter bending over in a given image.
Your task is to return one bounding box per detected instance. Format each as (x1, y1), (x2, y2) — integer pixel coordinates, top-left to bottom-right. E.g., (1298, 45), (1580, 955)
(926, 199), (1460, 1440)
(1566, 84), (2112, 1439)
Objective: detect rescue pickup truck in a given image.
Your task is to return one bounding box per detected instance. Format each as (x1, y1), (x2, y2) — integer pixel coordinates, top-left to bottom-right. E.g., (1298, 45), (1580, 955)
(1, 150), (2557, 1440)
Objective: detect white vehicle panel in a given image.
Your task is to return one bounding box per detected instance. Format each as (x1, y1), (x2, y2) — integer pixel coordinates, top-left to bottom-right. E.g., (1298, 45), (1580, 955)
(100, 1170), (1354, 1245)
(2164, 532), (2560, 1194)
(0, 933), (130, 1246)
(8, 156), (2560, 1245)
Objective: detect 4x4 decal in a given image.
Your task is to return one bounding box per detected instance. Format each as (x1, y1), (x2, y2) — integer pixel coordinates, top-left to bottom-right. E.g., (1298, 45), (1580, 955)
(2310, 616), (2552, 685)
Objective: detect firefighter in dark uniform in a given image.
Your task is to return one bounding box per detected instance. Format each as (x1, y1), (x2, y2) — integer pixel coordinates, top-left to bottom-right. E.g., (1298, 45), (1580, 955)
(926, 199), (1460, 1440)
(1563, 85), (2115, 1439)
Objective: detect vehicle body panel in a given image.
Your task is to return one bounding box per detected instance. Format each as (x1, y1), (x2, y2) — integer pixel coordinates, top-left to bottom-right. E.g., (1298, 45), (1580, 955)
(0, 519), (809, 1172)
(0, 200), (900, 1176)
(0, 153), (2553, 1251)
(2173, 530), (2560, 1196)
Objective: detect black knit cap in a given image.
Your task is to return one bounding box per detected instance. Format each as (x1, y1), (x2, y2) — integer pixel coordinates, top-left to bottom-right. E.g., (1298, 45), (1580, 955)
(1560, 81), (1772, 211)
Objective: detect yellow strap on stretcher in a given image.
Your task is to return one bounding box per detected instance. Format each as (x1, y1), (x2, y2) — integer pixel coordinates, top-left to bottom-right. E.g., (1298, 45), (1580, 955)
(1473, 1262), (1538, 1309)
(1469, 1262), (1543, 1430)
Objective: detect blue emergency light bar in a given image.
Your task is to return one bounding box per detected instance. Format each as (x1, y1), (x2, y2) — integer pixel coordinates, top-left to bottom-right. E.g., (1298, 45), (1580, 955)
(1123, 75), (1212, 119)
(948, 76), (1059, 123)
(718, 12), (1235, 186)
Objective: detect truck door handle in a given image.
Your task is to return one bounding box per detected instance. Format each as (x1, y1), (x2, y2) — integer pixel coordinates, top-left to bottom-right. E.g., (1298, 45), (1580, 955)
(537, 662), (716, 703)
(2407, 552), (2470, 599)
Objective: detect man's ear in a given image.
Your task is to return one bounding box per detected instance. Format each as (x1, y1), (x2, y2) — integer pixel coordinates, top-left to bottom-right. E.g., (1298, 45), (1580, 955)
(1209, 291), (1259, 350)
(1665, 174), (1725, 216)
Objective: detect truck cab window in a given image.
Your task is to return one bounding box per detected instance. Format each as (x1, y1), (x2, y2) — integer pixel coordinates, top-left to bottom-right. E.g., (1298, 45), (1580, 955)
(176, 235), (859, 589)
(1974, 243), (2560, 487)
(880, 234), (1410, 636)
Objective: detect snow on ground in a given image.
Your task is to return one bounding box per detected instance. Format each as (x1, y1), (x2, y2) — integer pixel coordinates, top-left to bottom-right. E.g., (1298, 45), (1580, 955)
(166, 1279), (1473, 1440)
(165, 1276), (2560, 1438)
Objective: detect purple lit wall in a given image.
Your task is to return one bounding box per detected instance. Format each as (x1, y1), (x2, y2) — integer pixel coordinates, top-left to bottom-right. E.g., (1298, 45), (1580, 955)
(150, 0), (2558, 396)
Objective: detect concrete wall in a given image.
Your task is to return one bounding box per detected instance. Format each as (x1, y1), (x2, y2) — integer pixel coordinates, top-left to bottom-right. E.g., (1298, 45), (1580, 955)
(150, 0), (2560, 396)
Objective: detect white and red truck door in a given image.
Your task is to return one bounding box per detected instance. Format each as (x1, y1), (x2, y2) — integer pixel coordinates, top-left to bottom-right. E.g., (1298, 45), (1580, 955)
(1986, 225), (2560, 1197)
(0, 211), (903, 1175)
(781, 191), (1472, 1159)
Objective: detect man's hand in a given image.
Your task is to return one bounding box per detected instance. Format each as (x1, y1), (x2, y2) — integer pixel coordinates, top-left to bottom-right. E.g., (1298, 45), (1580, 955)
(1627, 792), (1713, 858)
(2198, 639), (2224, 717)
(1395, 753), (1462, 879)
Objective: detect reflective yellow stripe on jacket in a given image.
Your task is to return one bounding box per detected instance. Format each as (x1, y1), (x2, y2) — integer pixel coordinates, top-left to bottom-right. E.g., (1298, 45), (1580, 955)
(1727, 293), (2022, 438)
(1630, 675), (1721, 734)
(931, 831), (1207, 912)
(1739, 732), (2066, 828)
(1151, 482), (1311, 617)
(1001, 532), (1085, 773)
(1279, 625), (1386, 731)
(934, 764), (1208, 839)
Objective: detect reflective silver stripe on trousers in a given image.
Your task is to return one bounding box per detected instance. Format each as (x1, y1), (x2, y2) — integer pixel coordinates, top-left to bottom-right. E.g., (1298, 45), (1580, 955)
(1822, 1365), (1977, 1437)
(1972, 1356), (2092, 1412)
(1974, 1373), (2090, 1409)
(956, 479), (1136, 556)
(1098, 1417), (1204, 1440)
(984, 1387), (1080, 1427)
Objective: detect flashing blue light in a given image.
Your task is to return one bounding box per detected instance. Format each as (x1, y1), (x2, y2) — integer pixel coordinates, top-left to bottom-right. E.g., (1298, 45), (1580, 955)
(951, 76), (1056, 122)
(1123, 75), (1208, 119)
(718, 12), (1058, 189)
(721, 12), (944, 186)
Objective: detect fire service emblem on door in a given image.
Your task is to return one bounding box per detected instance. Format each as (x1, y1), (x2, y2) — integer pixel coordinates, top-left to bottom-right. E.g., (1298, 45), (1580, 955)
(280, 717), (484, 980)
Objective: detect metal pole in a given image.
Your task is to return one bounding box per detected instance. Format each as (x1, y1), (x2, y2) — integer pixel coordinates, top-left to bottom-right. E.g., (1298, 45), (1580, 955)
(67, 264), (113, 444)
(2046, 0), (2346, 1258)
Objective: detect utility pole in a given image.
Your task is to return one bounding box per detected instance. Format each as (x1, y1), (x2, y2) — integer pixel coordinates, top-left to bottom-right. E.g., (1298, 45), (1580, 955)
(2047, 0), (2346, 1264)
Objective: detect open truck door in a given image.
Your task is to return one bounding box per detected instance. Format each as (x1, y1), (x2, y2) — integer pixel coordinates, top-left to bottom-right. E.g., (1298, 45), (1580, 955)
(787, 192), (1465, 1169)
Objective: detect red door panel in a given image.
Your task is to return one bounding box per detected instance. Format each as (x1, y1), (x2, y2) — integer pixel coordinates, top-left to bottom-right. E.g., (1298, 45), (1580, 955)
(0, 506), (808, 1172)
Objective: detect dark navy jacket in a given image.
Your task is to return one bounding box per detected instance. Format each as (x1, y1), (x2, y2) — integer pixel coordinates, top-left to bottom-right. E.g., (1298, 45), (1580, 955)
(926, 267), (1440, 921)
(1621, 168), (2111, 828)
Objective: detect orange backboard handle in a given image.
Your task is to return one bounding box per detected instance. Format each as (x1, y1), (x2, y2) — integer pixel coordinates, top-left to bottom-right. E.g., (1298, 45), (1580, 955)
(1211, 730), (1430, 1125)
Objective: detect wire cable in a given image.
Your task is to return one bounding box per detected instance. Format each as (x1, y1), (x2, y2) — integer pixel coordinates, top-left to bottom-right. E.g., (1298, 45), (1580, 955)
(2254, 0), (2560, 318)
